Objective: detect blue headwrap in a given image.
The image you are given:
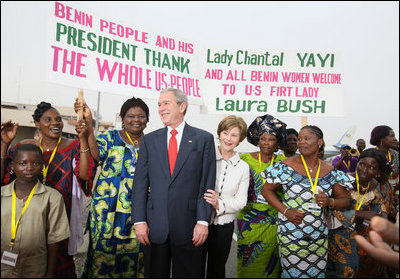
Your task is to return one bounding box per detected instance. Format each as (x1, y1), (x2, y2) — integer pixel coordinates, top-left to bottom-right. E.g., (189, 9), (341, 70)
(247, 114), (287, 147)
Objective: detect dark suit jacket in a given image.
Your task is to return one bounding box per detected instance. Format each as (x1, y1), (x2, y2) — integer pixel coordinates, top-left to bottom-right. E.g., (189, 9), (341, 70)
(132, 123), (216, 245)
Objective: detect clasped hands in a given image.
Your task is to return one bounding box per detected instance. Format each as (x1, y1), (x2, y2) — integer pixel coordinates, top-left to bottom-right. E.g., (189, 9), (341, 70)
(285, 190), (329, 225)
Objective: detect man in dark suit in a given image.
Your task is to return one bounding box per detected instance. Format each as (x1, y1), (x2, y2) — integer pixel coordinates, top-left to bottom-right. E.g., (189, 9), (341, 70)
(132, 88), (216, 277)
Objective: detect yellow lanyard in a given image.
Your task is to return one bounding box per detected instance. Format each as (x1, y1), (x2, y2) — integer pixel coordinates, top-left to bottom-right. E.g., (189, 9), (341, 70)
(342, 158), (350, 170)
(376, 147), (393, 176)
(259, 153), (275, 184)
(39, 137), (61, 184)
(11, 182), (38, 247)
(375, 146), (392, 162)
(258, 152), (275, 169)
(355, 171), (370, 210)
(387, 152), (394, 176)
(300, 155), (321, 197)
(124, 131), (138, 159)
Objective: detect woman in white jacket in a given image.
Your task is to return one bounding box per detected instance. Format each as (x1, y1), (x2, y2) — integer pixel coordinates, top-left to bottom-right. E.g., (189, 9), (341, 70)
(204, 115), (250, 278)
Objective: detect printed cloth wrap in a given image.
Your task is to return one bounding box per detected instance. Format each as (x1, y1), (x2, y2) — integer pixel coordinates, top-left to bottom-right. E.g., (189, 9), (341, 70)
(247, 114), (287, 147)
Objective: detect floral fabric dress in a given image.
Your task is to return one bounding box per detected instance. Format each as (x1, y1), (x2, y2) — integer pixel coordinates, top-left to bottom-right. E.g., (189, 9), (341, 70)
(388, 150), (399, 223)
(236, 153), (286, 278)
(388, 150), (399, 193)
(82, 130), (144, 278)
(327, 181), (391, 278)
(262, 162), (353, 278)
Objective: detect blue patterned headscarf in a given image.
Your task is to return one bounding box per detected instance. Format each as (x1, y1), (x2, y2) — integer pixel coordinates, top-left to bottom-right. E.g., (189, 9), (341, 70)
(247, 114), (287, 147)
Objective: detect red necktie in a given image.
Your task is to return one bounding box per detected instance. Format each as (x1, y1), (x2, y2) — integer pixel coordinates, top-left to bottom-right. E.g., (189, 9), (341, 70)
(168, 129), (178, 175)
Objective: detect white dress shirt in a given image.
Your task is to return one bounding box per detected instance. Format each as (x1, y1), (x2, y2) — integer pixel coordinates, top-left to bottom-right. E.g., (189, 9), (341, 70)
(211, 148), (250, 225)
(167, 121), (185, 152)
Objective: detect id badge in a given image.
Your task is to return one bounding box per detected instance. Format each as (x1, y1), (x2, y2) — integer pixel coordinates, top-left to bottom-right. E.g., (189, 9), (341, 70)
(305, 202), (321, 213)
(1, 250), (18, 267)
(130, 165), (136, 176)
(363, 219), (370, 227)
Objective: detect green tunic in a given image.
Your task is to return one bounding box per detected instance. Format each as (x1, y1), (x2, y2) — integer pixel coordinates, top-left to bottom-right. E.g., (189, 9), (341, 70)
(236, 153), (286, 278)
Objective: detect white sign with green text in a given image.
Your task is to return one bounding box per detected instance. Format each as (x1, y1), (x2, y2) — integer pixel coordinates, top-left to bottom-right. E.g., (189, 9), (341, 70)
(200, 47), (343, 116)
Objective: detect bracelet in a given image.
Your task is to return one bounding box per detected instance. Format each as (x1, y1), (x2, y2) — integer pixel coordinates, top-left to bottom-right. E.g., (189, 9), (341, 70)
(80, 148), (90, 153)
(329, 198), (335, 210)
(283, 208), (288, 216)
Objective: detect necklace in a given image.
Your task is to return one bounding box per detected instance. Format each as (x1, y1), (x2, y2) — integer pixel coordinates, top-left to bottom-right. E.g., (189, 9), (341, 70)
(15, 191), (31, 200)
(258, 152), (275, 168)
(41, 139), (59, 151)
(125, 130), (141, 146)
(300, 155), (321, 197)
(359, 183), (370, 192)
(39, 137), (61, 184)
(307, 162), (318, 173)
(124, 130), (142, 159)
(258, 152), (275, 184)
(355, 171), (370, 210)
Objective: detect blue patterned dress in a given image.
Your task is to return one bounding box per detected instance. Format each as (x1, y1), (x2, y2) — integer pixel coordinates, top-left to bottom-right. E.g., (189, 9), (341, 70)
(82, 130), (144, 278)
(262, 162), (353, 278)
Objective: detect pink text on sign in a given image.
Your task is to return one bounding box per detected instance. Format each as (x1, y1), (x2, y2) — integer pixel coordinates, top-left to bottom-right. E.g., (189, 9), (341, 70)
(51, 45), (87, 78)
(54, 1), (93, 28)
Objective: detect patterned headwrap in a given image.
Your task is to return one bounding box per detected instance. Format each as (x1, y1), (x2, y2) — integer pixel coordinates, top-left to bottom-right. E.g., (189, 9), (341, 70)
(247, 114), (287, 147)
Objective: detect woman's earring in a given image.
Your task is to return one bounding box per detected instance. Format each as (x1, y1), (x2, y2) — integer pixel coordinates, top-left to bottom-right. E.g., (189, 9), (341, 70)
(10, 169), (14, 175)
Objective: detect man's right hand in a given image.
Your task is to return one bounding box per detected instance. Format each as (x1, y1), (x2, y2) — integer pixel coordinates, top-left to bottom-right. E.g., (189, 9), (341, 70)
(134, 222), (151, 246)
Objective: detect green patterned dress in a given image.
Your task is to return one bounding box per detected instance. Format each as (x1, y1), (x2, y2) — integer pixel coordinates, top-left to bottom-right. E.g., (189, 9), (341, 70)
(237, 153), (286, 278)
(82, 130), (144, 278)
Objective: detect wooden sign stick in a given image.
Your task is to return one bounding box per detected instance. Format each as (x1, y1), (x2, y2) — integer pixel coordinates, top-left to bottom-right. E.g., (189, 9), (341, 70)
(77, 89), (84, 121)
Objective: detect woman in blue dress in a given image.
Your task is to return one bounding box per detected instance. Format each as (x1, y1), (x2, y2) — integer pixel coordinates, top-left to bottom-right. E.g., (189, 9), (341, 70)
(261, 125), (354, 278)
(76, 96), (149, 278)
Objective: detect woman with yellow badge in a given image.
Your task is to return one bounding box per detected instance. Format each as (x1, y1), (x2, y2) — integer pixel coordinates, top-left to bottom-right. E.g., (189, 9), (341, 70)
(261, 125), (353, 278)
(326, 148), (392, 278)
(74, 96), (149, 278)
(1, 102), (96, 278)
(370, 125), (399, 224)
